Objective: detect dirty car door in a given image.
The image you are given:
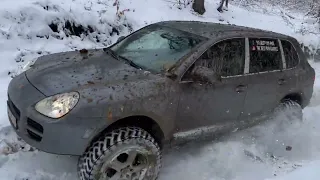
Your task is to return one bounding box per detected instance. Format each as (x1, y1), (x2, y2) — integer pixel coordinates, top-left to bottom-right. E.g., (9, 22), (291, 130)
(240, 37), (284, 123)
(175, 38), (248, 137)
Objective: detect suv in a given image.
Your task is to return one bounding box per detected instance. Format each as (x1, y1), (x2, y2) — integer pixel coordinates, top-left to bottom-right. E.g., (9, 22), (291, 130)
(7, 21), (315, 180)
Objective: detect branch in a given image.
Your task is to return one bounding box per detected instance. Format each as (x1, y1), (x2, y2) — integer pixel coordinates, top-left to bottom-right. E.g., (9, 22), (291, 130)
(280, 10), (294, 27)
(284, 12), (295, 19)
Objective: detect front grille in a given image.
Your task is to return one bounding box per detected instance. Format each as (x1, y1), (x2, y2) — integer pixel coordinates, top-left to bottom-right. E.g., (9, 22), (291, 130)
(27, 129), (42, 142)
(7, 95), (44, 142)
(26, 118), (44, 142)
(7, 96), (21, 120)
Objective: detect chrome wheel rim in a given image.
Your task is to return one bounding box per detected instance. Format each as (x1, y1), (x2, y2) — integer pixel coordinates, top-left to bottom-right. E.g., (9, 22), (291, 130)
(97, 145), (156, 180)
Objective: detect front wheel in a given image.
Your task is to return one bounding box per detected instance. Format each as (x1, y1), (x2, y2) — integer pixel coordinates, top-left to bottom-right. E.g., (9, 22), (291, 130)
(78, 127), (162, 180)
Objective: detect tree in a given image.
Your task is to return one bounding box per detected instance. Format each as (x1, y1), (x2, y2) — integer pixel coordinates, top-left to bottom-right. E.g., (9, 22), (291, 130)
(318, 5), (320, 22)
(192, 0), (205, 15)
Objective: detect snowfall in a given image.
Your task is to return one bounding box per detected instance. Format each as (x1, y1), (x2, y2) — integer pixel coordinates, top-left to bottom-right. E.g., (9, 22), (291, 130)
(0, 0), (320, 179)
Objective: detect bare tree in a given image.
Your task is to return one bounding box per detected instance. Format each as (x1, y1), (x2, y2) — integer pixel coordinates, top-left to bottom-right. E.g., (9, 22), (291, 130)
(192, 0), (206, 15)
(317, 2), (320, 22)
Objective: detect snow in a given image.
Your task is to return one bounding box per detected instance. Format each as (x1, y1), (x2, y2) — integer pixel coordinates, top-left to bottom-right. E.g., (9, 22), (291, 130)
(266, 161), (320, 180)
(0, 0), (320, 179)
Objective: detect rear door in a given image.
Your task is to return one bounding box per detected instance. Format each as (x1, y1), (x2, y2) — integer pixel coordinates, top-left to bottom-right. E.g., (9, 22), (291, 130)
(240, 37), (284, 122)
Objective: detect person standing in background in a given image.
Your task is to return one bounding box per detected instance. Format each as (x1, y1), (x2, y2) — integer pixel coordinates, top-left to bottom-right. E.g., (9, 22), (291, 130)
(217, 0), (229, 13)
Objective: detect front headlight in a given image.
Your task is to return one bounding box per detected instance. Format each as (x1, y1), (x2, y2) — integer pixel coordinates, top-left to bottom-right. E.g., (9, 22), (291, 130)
(35, 92), (80, 119)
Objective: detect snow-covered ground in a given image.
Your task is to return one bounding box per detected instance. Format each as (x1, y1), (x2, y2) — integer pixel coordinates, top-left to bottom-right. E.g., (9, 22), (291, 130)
(0, 0), (320, 179)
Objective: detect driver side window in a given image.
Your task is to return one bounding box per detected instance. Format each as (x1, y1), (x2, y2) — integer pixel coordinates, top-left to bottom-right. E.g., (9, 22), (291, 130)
(182, 38), (245, 83)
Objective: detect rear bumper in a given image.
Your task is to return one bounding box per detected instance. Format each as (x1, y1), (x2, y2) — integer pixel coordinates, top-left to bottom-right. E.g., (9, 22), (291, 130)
(7, 72), (99, 156)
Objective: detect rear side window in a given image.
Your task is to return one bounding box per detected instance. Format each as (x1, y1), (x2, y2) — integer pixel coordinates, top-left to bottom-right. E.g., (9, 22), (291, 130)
(281, 40), (299, 68)
(249, 38), (282, 73)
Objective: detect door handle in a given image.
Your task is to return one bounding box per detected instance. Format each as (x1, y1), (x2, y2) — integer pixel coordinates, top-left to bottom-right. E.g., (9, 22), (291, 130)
(235, 85), (247, 93)
(278, 79), (286, 85)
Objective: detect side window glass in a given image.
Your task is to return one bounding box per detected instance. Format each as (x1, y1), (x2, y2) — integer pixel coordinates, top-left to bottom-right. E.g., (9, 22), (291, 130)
(182, 50), (214, 83)
(193, 50), (214, 69)
(182, 38), (245, 82)
(211, 38), (245, 77)
(281, 40), (299, 68)
(249, 38), (282, 73)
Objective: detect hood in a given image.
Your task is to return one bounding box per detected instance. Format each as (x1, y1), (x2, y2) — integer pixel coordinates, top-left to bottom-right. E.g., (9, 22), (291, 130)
(25, 49), (154, 96)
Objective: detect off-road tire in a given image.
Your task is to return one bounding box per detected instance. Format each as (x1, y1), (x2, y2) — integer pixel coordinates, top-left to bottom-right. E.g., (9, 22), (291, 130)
(273, 99), (303, 121)
(268, 99), (303, 133)
(77, 127), (162, 180)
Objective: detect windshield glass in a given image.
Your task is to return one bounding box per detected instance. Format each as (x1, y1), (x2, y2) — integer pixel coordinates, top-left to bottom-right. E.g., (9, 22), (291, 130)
(110, 25), (205, 73)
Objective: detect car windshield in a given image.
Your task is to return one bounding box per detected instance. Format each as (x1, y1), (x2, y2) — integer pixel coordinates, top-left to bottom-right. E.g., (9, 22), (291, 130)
(110, 25), (205, 73)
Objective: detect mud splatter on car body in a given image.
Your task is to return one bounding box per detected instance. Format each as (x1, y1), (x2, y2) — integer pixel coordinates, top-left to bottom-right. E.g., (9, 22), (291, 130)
(7, 21), (315, 157)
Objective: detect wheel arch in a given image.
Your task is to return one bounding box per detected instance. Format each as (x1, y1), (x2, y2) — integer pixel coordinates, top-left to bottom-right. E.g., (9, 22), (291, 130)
(281, 93), (303, 105)
(86, 115), (165, 152)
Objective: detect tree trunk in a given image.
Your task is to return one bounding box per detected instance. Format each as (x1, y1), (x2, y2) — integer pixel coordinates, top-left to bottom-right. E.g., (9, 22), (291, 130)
(192, 0), (205, 15)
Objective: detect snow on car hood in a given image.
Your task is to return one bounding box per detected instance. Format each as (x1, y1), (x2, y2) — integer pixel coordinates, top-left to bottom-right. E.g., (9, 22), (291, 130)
(25, 49), (153, 96)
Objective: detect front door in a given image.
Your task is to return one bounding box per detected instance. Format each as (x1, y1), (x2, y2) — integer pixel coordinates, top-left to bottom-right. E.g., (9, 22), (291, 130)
(175, 38), (248, 137)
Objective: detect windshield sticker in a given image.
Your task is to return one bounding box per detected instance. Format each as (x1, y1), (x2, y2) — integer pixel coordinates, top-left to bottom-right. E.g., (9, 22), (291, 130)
(251, 40), (279, 52)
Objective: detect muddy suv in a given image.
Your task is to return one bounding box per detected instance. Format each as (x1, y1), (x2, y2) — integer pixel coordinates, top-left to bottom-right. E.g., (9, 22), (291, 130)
(7, 21), (315, 180)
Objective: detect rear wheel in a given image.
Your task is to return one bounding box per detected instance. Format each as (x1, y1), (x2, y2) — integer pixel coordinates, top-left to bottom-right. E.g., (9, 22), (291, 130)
(270, 99), (303, 132)
(78, 127), (161, 180)
(273, 99), (303, 121)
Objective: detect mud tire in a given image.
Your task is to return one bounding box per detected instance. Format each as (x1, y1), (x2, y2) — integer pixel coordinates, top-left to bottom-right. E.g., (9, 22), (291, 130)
(77, 127), (161, 180)
(273, 99), (303, 121)
(269, 99), (303, 132)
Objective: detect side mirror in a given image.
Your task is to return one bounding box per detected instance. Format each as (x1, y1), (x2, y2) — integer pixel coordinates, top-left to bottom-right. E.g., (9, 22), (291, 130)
(116, 36), (125, 43)
(191, 66), (220, 84)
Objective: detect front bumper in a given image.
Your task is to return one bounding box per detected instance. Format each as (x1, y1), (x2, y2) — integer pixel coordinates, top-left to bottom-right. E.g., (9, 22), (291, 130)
(7, 72), (96, 156)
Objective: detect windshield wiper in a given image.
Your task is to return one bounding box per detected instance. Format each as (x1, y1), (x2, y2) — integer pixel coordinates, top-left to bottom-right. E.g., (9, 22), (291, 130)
(103, 48), (119, 60)
(118, 55), (143, 69)
(103, 48), (143, 69)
